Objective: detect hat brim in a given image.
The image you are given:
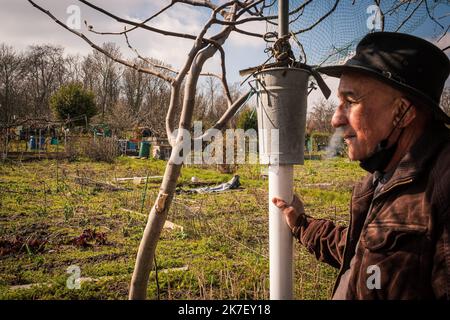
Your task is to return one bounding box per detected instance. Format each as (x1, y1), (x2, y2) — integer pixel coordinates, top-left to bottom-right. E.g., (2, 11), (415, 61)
(316, 64), (450, 124)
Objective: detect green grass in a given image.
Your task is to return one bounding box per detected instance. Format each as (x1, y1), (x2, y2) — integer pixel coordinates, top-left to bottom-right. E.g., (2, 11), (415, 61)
(0, 156), (365, 300)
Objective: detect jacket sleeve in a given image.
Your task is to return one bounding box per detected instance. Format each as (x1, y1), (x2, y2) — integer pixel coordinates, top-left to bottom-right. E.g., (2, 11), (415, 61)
(294, 216), (348, 269)
(431, 212), (450, 300)
(430, 142), (450, 299)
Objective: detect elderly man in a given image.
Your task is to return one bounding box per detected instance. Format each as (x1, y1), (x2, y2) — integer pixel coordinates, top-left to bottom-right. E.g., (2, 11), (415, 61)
(272, 32), (450, 299)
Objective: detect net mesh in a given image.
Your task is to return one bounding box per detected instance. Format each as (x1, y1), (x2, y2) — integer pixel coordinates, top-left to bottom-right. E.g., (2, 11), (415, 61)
(264, 0), (447, 66)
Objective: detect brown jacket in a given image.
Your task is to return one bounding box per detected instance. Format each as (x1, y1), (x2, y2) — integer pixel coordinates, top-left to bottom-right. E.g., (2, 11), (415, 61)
(295, 124), (450, 299)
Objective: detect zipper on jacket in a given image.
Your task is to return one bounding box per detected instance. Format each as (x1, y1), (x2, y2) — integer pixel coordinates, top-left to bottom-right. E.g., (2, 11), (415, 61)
(331, 187), (354, 296)
(330, 177), (413, 297)
(373, 177), (414, 202)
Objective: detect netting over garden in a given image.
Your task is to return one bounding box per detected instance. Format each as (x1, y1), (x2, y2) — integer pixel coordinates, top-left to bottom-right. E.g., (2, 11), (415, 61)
(264, 0), (447, 66)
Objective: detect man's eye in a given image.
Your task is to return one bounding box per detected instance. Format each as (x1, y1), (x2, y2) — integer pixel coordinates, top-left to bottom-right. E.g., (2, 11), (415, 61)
(345, 99), (357, 107)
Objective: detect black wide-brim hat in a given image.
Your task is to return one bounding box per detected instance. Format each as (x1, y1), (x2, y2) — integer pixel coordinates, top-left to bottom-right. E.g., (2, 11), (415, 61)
(316, 32), (450, 124)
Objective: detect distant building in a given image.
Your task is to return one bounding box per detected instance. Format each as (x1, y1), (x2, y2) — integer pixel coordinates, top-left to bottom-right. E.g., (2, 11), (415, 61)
(149, 137), (172, 160)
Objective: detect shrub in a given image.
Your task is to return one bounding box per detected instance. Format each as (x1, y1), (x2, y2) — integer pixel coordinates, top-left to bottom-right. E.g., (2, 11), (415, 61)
(81, 137), (118, 163)
(236, 108), (257, 131)
(50, 82), (97, 126)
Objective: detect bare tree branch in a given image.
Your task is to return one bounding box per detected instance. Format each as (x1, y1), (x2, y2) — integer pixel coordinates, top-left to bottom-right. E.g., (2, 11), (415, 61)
(27, 0), (175, 83)
(124, 29), (230, 104)
(405, 0), (413, 12)
(216, 45), (232, 106)
(246, 0), (312, 23)
(175, 0), (219, 10)
(438, 25), (450, 43)
(291, 32), (307, 63)
(78, 0), (200, 41)
(293, 0), (340, 35)
(196, 89), (254, 141)
(424, 0), (445, 30)
(85, 0), (238, 37)
(318, 43), (352, 67)
(165, 0), (239, 145)
(124, 31), (179, 75)
(394, 0), (424, 32)
(245, 0), (278, 26)
(213, 0), (311, 26)
(289, 4), (306, 25)
(85, 1), (175, 36)
(386, 0), (409, 15)
(247, 0), (276, 16)
(233, 26), (265, 38)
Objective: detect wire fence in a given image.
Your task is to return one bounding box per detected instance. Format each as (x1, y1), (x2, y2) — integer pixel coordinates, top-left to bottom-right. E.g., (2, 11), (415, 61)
(265, 0), (447, 66)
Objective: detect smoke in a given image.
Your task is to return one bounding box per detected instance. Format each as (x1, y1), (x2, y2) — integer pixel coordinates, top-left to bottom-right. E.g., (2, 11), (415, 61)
(325, 127), (344, 159)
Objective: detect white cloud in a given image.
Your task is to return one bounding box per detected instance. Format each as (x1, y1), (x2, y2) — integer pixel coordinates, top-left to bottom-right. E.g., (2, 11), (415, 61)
(1, 0), (209, 67)
(0, 1), (273, 83)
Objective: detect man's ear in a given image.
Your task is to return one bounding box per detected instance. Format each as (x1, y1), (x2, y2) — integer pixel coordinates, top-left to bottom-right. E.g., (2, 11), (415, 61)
(393, 97), (416, 128)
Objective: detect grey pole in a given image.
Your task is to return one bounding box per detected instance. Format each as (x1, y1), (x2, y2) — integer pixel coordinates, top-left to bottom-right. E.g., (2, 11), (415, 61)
(268, 0), (294, 300)
(278, 0), (289, 37)
(255, 0), (316, 300)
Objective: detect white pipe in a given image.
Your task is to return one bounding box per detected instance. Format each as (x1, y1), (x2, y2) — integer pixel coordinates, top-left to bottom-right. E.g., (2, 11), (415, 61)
(269, 164), (293, 300)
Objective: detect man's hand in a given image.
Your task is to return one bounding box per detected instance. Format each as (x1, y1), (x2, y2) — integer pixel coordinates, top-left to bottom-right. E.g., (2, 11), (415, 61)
(272, 194), (306, 233)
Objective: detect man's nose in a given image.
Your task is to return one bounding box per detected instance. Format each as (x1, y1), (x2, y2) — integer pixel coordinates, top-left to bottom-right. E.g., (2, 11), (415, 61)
(331, 105), (348, 128)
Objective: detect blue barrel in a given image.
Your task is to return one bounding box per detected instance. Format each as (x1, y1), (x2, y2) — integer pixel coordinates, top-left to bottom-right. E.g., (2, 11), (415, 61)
(51, 137), (59, 145)
(29, 136), (36, 150)
(127, 141), (137, 151)
(139, 142), (151, 158)
(39, 136), (45, 149)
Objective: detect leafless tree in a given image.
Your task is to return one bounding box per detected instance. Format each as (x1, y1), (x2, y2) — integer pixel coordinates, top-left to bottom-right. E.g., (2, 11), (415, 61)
(205, 76), (219, 119)
(122, 58), (150, 116)
(195, 78), (242, 129)
(139, 60), (173, 136)
(0, 42), (178, 132)
(307, 98), (337, 134)
(24, 44), (66, 119)
(107, 99), (139, 135)
(118, 56), (174, 136)
(0, 44), (26, 124)
(64, 54), (84, 84)
(1, 45), (86, 126)
(83, 43), (123, 121)
(27, 0), (450, 300)
(81, 52), (96, 92)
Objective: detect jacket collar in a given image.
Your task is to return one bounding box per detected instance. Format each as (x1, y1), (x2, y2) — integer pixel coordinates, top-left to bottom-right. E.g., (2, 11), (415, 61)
(354, 123), (450, 199)
(339, 123), (450, 280)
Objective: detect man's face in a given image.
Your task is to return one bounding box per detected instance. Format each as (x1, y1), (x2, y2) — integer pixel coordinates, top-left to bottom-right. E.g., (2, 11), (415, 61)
(332, 72), (400, 161)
